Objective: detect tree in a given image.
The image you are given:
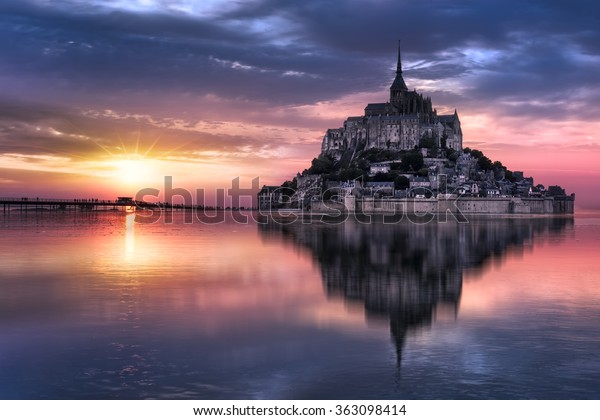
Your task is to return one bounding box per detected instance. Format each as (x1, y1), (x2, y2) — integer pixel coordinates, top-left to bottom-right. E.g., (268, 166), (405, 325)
(400, 150), (424, 172)
(394, 175), (410, 189)
(339, 168), (365, 181)
(356, 158), (370, 172)
(447, 148), (459, 162)
(419, 136), (436, 149)
(281, 179), (296, 189)
(418, 168), (429, 177)
(505, 170), (515, 182)
(477, 155), (493, 171)
(371, 172), (395, 182)
(359, 148), (400, 162)
(279, 179), (297, 199)
(491, 160), (507, 180)
(390, 161), (403, 170)
(547, 185), (566, 196)
(492, 160), (505, 170)
(470, 149), (484, 159)
(308, 155), (334, 175)
(322, 188), (337, 201)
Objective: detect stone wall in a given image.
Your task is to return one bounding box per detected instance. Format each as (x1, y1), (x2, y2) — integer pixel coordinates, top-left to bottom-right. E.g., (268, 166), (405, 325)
(347, 197), (573, 215)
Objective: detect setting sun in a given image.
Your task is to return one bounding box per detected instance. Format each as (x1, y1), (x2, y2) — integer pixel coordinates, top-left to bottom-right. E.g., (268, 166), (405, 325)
(111, 158), (160, 186)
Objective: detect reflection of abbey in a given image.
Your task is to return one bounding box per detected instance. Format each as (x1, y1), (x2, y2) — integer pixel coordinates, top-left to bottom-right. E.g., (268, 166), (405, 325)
(322, 43), (462, 156)
(259, 217), (573, 366)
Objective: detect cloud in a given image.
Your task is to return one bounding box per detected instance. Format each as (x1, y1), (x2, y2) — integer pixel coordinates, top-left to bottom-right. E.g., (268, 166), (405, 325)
(2, 0), (598, 119)
(1, 0), (599, 204)
(0, 100), (321, 167)
(0, 0), (387, 107)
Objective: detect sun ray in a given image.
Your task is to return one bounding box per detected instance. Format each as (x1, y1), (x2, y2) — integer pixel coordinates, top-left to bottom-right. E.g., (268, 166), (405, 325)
(134, 129), (141, 156)
(116, 131), (129, 159)
(62, 117), (118, 159)
(157, 140), (194, 159)
(142, 134), (162, 158)
(91, 138), (117, 157)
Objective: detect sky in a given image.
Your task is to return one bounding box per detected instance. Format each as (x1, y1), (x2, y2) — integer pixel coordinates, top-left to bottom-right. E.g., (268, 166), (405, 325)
(0, 0), (599, 208)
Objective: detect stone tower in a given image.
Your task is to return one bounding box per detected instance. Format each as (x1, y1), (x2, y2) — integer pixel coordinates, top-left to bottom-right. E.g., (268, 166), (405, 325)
(320, 41), (462, 156)
(390, 40), (408, 107)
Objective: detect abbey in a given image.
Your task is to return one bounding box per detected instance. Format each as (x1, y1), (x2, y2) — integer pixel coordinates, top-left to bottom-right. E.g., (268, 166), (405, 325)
(258, 42), (574, 215)
(321, 43), (462, 157)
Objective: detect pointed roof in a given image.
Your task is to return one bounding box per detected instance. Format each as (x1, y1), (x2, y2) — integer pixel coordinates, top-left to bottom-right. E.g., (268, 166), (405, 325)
(390, 40), (408, 91)
(396, 40), (403, 74)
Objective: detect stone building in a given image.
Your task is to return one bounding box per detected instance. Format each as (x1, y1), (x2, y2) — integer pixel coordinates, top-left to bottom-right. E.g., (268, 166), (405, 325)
(258, 186), (283, 210)
(321, 42), (463, 157)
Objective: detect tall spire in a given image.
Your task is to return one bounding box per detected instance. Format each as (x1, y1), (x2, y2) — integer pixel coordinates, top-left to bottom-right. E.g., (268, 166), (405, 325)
(396, 40), (403, 75)
(390, 39), (408, 98)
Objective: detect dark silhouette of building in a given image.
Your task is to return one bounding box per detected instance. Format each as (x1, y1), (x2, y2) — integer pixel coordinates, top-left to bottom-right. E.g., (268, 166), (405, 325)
(259, 217), (572, 366)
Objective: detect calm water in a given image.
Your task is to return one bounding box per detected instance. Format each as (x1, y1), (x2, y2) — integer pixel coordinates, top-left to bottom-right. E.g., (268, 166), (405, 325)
(1, 211), (599, 399)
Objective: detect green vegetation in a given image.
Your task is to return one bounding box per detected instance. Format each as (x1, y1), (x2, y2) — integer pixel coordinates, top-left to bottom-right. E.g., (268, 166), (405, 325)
(399, 149), (424, 172)
(287, 143), (525, 199)
(357, 148), (401, 163)
(418, 136), (436, 149)
(338, 167), (366, 181)
(469, 149), (484, 159)
(279, 179), (297, 199)
(547, 185), (566, 196)
(297, 147), (426, 187)
(462, 148), (517, 181)
(371, 172), (395, 182)
(505, 170), (515, 182)
(477, 155), (493, 171)
(419, 135), (440, 157)
(446, 148), (459, 162)
(394, 175), (410, 189)
(307, 155), (334, 175)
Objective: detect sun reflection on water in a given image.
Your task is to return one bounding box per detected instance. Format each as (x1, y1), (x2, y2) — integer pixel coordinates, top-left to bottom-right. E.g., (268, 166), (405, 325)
(125, 212), (135, 259)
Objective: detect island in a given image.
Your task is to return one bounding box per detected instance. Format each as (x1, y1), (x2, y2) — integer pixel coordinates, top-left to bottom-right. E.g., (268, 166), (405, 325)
(258, 42), (574, 216)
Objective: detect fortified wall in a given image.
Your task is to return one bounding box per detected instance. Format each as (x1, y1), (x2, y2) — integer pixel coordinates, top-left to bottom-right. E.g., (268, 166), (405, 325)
(309, 196), (575, 215)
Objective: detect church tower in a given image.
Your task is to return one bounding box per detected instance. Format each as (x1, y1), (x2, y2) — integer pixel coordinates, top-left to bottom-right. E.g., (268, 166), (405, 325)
(390, 40), (408, 107)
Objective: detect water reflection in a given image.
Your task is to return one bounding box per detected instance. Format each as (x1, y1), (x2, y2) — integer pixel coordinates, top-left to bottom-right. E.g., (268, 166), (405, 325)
(2, 211), (591, 399)
(125, 212), (135, 258)
(259, 217), (573, 366)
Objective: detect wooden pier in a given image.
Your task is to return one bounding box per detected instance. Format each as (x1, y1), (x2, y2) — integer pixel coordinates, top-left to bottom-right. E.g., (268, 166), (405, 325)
(0, 197), (241, 213)
(0, 197), (142, 213)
